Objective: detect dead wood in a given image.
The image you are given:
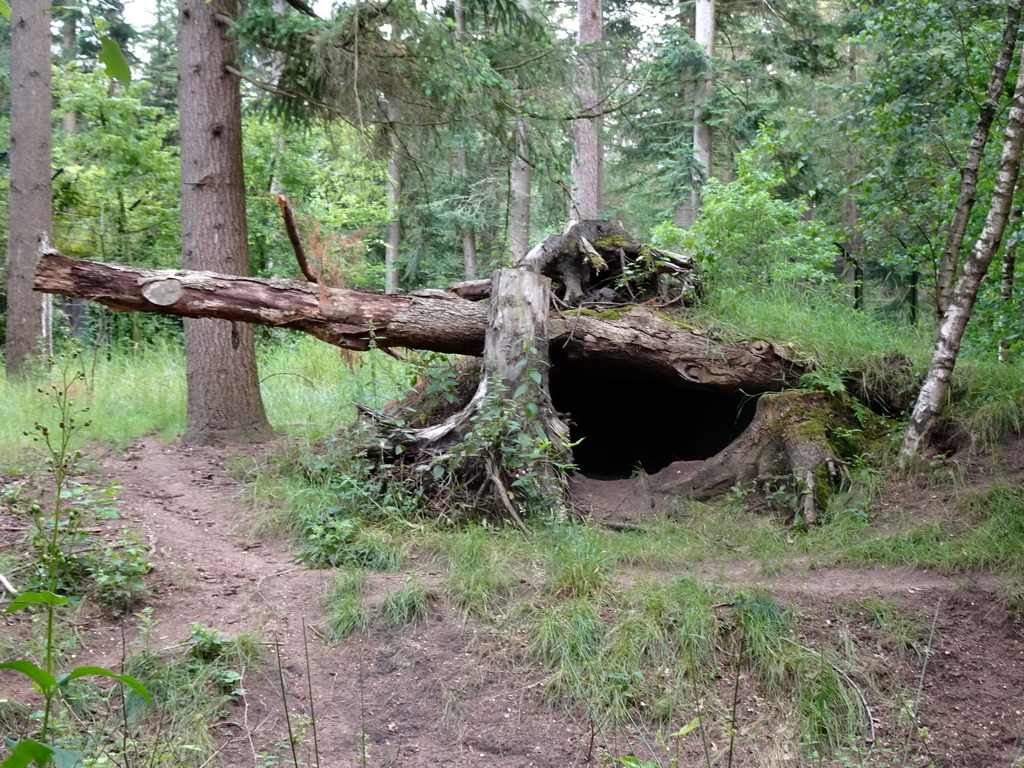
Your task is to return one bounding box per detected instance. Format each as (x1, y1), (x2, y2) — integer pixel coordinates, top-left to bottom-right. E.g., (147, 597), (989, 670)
(449, 219), (701, 309)
(33, 249), (807, 393)
(650, 391), (849, 525)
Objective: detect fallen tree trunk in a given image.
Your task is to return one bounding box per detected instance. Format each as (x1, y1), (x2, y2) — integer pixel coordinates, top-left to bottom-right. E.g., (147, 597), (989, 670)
(33, 224), (858, 525)
(33, 249), (808, 393)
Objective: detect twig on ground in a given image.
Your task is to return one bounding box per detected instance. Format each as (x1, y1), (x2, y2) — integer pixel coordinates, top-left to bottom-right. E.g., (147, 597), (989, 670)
(0, 572), (17, 596)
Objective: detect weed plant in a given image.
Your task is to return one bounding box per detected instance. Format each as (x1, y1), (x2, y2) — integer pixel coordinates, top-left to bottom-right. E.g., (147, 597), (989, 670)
(120, 616), (262, 763)
(1, 350), (152, 767)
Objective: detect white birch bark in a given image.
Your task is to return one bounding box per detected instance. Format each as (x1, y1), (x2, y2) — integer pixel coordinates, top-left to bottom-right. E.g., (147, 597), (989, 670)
(900, 46), (1024, 462)
(510, 114), (533, 261)
(935, 0), (1022, 318)
(385, 116), (402, 295)
(675, 0), (715, 228)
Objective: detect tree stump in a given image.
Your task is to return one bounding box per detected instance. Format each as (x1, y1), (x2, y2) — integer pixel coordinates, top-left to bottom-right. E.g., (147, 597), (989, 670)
(364, 268), (571, 530)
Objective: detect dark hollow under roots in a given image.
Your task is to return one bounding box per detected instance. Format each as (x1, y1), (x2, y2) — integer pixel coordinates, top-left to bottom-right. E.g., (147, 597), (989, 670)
(549, 369), (758, 478)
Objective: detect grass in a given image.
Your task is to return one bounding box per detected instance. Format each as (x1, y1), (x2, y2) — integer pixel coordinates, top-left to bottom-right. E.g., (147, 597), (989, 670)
(5, 303), (1024, 763)
(439, 524), (526, 616)
(379, 575), (433, 627)
(0, 336), (412, 472)
(690, 286), (931, 372)
(323, 567), (370, 642)
(120, 622), (263, 763)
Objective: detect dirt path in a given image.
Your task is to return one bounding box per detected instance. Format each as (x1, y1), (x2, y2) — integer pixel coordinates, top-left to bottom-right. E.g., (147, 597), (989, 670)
(94, 438), (583, 768)
(52, 437), (1022, 767)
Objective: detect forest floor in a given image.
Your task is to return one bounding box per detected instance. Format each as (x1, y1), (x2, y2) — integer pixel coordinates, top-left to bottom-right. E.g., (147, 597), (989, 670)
(4, 435), (1024, 768)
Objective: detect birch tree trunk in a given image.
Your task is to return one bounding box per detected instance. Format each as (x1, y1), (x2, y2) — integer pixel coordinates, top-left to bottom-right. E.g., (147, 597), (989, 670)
(510, 117), (532, 262)
(900, 46), (1024, 463)
(5, 0), (54, 376)
(178, 0), (272, 444)
(998, 204), (1022, 362)
(454, 0), (478, 280)
(935, 0), (1022, 318)
(570, 0), (603, 219)
(509, 0), (534, 261)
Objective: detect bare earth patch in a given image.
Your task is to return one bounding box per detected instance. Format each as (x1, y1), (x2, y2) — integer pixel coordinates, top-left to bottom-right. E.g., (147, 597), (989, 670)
(4, 436), (1023, 766)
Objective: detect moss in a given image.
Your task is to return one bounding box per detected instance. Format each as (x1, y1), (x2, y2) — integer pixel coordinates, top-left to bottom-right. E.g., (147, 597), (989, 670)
(575, 307), (627, 321)
(653, 311), (697, 331)
(593, 235), (634, 249)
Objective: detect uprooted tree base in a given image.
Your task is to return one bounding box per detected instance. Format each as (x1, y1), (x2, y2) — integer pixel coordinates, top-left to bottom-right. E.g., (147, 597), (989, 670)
(368, 363), (860, 527)
(34, 219), (892, 526)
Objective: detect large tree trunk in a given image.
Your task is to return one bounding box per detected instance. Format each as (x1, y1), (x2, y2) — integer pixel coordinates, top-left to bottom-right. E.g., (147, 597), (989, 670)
(385, 107), (403, 294)
(651, 392), (846, 527)
(571, 0), (603, 219)
(509, 118), (532, 262)
(935, 0), (1022, 318)
(508, 0), (534, 262)
(366, 269), (570, 527)
(900, 44), (1024, 463)
(5, 0), (54, 377)
(36, 221), (860, 522)
(34, 250), (805, 394)
(674, 0), (715, 229)
(178, 0), (272, 444)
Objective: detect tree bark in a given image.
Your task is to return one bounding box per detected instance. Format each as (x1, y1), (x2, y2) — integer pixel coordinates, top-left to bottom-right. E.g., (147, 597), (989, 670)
(61, 5), (78, 134)
(34, 250), (808, 394)
(368, 269), (570, 525)
(999, 204), (1022, 362)
(900, 44), (1024, 463)
(651, 392), (846, 526)
(454, 0), (478, 281)
(385, 104), (403, 294)
(571, 0), (603, 219)
(510, 118), (532, 262)
(178, 0), (272, 444)
(675, 0), (715, 229)
(5, 0), (54, 377)
(508, 0), (534, 262)
(935, 0), (1022, 318)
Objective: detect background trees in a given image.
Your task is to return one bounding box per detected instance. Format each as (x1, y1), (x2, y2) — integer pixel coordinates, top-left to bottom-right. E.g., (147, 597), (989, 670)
(5, 0), (1024, 458)
(177, 0), (272, 443)
(5, 0), (53, 375)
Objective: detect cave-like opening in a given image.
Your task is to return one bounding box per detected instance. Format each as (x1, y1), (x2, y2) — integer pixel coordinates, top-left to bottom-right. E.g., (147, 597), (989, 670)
(549, 370), (758, 478)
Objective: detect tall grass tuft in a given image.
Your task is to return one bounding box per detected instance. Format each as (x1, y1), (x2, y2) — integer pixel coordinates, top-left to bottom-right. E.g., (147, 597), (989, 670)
(379, 575), (433, 628)
(541, 526), (615, 598)
(323, 568), (370, 642)
(442, 525), (525, 616)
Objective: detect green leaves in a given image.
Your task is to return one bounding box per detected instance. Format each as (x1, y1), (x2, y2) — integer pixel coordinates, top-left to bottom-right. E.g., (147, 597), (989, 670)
(0, 660), (151, 702)
(0, 661), (58, 691)
(57, 666), (152, 703)
(2, 739), (83, 768)
(98, 36), (131, 88)
(0, 0), (10, 21)
(3, 590), (68, 614)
